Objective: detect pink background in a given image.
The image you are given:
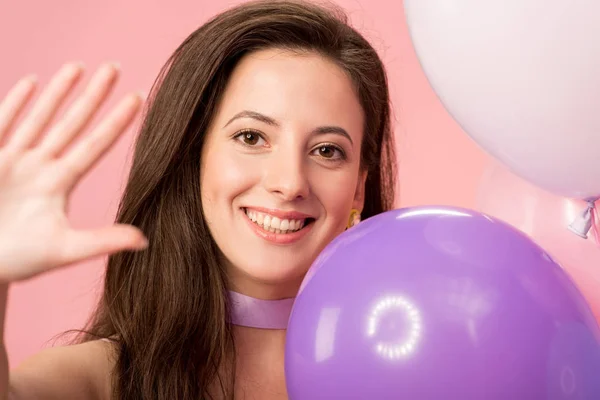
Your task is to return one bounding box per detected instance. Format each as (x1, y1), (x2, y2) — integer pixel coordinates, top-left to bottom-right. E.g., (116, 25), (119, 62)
(0, 0), (488, 366)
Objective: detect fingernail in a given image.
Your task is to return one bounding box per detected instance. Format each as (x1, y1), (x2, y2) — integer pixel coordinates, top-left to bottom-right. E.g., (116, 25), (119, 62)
(136, 91), (147, 101)
(109, 62), (121, 71)
(24, 74), (38, 84)
(140, 238), (149, 248)
(66, 61), (85, 75)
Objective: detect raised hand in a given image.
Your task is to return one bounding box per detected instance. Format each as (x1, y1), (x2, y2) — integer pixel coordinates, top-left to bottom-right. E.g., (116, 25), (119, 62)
(0, 62), (148, 283)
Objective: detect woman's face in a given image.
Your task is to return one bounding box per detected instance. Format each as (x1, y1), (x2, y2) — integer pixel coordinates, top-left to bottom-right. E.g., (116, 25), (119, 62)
(200, 48), (366, 298)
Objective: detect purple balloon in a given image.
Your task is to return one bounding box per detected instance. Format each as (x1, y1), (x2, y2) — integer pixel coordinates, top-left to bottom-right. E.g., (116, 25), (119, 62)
(285, 206), (600, 399)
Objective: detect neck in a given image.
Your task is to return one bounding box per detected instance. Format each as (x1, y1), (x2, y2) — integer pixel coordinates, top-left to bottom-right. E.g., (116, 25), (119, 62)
(233, 324), (287, 345)
(231, 324), (288, 399)
(233, 324), (287, 360)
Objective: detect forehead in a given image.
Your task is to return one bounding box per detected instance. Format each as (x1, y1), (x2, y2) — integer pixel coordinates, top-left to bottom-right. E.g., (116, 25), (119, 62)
(213, 48), (365, 133)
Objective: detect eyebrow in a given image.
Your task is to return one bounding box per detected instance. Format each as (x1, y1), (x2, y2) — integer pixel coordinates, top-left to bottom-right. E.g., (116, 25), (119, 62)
(223, 110), (353, 145)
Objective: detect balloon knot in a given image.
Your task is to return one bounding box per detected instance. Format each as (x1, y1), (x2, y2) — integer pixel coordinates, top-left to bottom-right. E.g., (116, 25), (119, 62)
(568, 197), (600, 244)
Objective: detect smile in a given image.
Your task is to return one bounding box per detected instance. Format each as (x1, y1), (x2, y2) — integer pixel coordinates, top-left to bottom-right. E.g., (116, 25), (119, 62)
(244, 208), (308, 234)
(242, 207), (315, 244)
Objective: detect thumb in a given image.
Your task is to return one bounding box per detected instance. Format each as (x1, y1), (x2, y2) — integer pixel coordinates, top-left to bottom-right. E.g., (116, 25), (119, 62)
(61, 224), (149, 265)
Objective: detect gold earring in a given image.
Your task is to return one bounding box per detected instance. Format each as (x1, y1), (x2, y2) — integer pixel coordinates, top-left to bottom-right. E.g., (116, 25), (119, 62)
(347, 208), (361, 229)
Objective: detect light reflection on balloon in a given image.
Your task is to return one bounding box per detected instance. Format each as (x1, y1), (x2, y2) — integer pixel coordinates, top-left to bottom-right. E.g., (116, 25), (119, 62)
(366, 295), (422, 360)
(314, 307), (341, 363)
(395, 207), (472, 220)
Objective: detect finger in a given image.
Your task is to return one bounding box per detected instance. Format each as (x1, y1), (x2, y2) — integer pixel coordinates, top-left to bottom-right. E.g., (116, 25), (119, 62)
(39, 63), (120, 157)
(61, 93), (143, 190)
(0, 75), (38, 143)
(7, 62), (84, 151)
(60, 224), (149, 266)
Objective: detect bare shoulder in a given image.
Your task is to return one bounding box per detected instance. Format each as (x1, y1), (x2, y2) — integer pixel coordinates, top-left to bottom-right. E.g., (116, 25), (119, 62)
(9, 339), (116, 400)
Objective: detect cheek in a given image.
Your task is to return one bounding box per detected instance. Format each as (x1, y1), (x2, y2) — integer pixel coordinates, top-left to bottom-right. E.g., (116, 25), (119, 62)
(200, 144), (260, 208)
(310, 167), (359, 222)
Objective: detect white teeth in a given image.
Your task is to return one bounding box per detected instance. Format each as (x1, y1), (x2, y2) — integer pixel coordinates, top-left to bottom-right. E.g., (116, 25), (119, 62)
(280, 219), (289, 231)
(244, 209), (307, 234)
(271, 217), (281, 230)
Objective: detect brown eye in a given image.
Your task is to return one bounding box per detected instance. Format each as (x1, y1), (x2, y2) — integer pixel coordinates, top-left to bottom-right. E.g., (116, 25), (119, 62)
(234, 130), (264, 146)
(318, 146), (335, 158)
(313, 144), (345, 161)
(242, 131), (259, 145)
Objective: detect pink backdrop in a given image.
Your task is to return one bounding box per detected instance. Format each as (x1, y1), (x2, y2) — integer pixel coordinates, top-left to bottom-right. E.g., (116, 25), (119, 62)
(0, 0), (488, 366)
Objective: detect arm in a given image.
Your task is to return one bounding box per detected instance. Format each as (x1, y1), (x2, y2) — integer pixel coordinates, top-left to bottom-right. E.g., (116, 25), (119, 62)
(0, 63), (146, 400)
(9, 340), (115, 400)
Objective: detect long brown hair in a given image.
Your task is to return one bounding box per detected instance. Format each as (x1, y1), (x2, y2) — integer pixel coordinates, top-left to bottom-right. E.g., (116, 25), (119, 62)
(80, 0), (396, 398)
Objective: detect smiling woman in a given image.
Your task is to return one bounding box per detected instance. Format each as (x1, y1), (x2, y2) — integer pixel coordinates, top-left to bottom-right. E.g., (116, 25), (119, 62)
(0, 0), (396, 399)
(201, 48), (367, 298)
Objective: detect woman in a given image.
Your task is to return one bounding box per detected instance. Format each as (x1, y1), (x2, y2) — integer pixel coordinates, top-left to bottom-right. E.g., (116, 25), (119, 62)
(0, 0), (396, 398)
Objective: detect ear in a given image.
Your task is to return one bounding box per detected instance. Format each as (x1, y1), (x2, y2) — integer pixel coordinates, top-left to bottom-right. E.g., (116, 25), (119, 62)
(352, 169), (368, 213)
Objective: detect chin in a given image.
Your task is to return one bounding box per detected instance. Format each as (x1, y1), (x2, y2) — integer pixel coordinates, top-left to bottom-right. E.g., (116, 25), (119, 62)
(232, 260), (311, 294)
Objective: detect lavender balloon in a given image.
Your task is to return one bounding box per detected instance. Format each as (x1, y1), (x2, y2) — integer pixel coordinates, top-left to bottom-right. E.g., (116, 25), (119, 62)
(285, 206), (600, 399)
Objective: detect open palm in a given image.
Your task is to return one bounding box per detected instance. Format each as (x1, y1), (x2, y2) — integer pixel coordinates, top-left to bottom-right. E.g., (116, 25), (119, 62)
(0, 62), (148, 282)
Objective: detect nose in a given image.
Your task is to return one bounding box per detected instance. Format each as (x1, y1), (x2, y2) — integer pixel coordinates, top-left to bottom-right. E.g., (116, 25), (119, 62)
(263, 149), (310, 201)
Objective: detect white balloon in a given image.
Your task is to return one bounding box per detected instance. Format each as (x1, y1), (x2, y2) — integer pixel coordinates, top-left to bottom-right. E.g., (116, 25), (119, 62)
(404, 0), (600, 199)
